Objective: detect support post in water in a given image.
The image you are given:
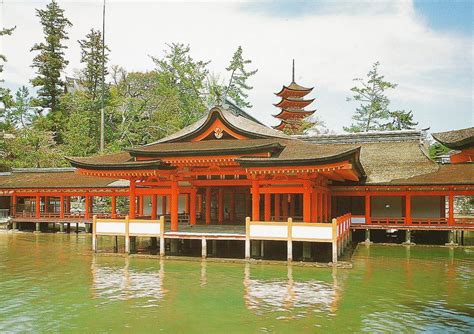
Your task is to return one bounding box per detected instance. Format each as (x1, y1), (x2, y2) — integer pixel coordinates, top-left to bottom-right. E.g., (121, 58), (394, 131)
(92, 215), (97, 252)
(445, 230), (458, 246)
(125, 215), (130, 253)
(245, 217), (250, 260)
(159, 216), (165, 256)
(287, 217), (293, 262)
(332, 218), (338, 264)
(201, 238), (207, 259)
(34, 222), (41, 233)
(365, 229), (372, 245)
(403, 229), (415, 246)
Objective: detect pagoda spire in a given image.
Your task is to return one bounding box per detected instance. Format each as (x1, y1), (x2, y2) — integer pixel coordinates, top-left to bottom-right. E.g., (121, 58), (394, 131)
(292, 59), (295, 82)
(273, 60), (316, 132)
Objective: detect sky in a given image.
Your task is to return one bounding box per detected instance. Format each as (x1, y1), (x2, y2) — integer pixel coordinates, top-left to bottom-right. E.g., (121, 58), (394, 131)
(1, 0), (473, 134)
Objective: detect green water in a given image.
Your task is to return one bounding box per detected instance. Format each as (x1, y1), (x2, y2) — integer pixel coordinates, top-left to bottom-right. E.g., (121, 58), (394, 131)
(0, 233), (473, 333)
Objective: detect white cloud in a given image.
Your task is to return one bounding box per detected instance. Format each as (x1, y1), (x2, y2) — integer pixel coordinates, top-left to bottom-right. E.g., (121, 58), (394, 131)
(2, 0), (473, 133)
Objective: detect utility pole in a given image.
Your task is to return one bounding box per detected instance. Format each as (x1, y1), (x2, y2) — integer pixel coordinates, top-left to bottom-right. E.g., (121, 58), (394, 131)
(100, 0), (106, 152)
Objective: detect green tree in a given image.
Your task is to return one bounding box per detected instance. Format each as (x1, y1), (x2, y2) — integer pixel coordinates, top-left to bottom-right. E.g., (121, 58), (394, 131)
(0, 26), (16, 120)
(60, 90), (99, 155)
(429, 142), (450, 160)
(7, 86), (36, 128)
(344, 61), (397, 132)
(222, 46), (258, 109)
(30, 0), (72, 114)
(385, 110), (418, 130)
(2, 127), (66, 168)
(151, 43), (210, 126)
(78, 28), (109, 102)
(282, 117), (327, 136)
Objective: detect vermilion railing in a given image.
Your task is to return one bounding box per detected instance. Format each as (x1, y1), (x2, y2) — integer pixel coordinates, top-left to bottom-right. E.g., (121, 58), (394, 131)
(370, 217), (406, 225)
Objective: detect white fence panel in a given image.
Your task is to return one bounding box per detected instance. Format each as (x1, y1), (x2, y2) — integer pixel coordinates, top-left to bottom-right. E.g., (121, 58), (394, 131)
(250, 224), (288, 239)
(129, 222), (161, 236)
(96, 221), (126, 234)
(292, 225), (332, 241)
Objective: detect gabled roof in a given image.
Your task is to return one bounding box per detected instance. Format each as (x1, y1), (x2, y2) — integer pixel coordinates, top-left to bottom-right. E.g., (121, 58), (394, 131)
(150, 106), (292, 143)
(432, 127), (474, 150)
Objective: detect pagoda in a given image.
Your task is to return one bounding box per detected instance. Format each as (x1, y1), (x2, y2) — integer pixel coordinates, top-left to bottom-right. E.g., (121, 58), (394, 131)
(273, 60), (315, 132)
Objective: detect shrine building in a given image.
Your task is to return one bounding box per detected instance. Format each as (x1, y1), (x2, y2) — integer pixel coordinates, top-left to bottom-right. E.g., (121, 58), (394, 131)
(0, 104), (473, 262)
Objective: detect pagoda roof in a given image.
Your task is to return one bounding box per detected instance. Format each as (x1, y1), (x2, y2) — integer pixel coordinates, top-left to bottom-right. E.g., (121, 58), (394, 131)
(432, 127), (474, 150)
(273, 108), (316, 120)
(275, 82), (313, 97)
(274, 97), (314, 109)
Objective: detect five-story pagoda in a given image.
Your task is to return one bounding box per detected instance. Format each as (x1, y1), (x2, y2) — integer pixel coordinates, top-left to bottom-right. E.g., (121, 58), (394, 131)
(273, 60), (315, 132)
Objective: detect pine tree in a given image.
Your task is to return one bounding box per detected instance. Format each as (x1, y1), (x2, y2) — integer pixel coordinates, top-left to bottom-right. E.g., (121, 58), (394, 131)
(0, 26), (16, 118)
(8, 86), (36, 128)
(30, 0), (72, 113)
(223, 46), (258, 109)
(344, 62), (397, 132)
(385, 110), (418, 130)
(78, 28), (109, 101)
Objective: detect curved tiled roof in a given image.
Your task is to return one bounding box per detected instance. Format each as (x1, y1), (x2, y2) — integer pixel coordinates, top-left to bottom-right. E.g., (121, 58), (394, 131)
(0, 169), (125, 188)
(432, 127), (474, 150)
(150, 106), (291, 144)
(389, 163), (474, 185)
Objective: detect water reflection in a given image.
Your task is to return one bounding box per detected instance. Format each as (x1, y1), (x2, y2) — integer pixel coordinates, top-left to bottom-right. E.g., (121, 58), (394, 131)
(243, 264), (342, 318)
(91, 257), (166, 306)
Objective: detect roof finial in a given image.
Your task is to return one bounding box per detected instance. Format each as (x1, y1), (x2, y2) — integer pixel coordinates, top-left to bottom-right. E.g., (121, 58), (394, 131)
(292, 59), (295, 83)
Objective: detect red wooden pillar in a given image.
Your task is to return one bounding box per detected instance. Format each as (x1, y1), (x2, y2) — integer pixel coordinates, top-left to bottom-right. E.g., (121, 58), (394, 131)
(251, 180), (260, 221)
(161, 195), (166, 215)
(151, 194), (158, 220)
(274, 194), (280, 221)
(137, 195), (144, 216)
(303, 184), (311, 223)
(171, 181), (179, 231)
(229, 190), (235, 222)
(405, 194), (412, 225)
(282, 194), (288, 220)
(190, 188), (197, 225)
(322, 191), (328, 223)
(327, 191), (332, 220)
(205, 187), (212, 225)
(90, 196), (94, 216)
(218, 188), (224, 224)
(12, 194), (16, 216)
(111, 195), (117, 218)
(365, 194), (371, 225)
(184, 194), (189, 215)
(85, 195), (90, 219)
(60, 195), (65, 219)
(129, 180), (136, 219)
(35, 195), (41, 218)
(197, 194), (203, 215)
(448, 192), (454, 225)
(289, 194), (295, 218)
(166, 195), (171, 214)
(245, 192), (251, 218)
(318, 191), (323, 223)
(311, 189), (317, 223)
(264, 193), (271, 221)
